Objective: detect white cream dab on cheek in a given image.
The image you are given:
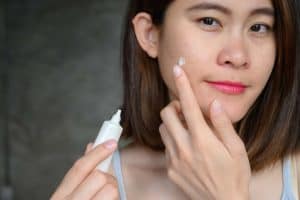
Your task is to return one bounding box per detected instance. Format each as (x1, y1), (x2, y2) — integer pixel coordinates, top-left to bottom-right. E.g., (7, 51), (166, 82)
(178, 56), (186, 66)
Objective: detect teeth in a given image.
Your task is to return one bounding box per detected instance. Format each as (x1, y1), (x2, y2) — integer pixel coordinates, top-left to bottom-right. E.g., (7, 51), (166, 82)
(178, 57), (186, 66)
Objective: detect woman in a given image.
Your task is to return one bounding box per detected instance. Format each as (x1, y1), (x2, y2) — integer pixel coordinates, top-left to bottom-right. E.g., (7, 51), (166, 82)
(51, 0), (300, 199)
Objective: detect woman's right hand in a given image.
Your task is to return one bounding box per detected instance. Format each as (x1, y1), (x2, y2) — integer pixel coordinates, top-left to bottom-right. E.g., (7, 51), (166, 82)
(50, 140), (119, 200)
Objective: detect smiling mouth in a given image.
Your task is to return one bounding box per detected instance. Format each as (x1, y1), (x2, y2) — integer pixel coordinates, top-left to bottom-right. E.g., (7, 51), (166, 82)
(205, 81), (247, 95)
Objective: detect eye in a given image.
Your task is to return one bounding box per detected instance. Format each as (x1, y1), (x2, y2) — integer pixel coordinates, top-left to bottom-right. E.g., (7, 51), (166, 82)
(197, 17), (221, 31)
(250, 24), (272, 33)
(199, 17), (220, 26)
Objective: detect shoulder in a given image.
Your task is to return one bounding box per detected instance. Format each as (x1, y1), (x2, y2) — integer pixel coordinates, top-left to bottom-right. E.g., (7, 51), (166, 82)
(293, 151), (300, 197)
(296, 151), (300, 169)
(294, 151), (300, 170)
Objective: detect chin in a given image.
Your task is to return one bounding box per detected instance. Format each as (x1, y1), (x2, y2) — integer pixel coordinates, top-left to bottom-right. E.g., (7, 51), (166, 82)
(224, 106), (250, 124)
(202, 100), (250, 124)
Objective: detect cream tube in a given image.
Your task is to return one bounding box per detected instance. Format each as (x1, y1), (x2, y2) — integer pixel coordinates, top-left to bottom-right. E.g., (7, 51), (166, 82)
(93, 109), (123, 172)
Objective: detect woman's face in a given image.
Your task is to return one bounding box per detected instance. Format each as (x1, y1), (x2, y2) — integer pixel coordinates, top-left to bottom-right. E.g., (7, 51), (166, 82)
(157, 0), (276, 123)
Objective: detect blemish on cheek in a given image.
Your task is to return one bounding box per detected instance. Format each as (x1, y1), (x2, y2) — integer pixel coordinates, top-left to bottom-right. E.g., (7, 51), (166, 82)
(177, 56), (186, 67)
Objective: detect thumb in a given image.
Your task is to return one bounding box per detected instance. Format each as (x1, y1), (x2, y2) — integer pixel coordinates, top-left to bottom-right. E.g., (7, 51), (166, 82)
(210, 100), (246, 157)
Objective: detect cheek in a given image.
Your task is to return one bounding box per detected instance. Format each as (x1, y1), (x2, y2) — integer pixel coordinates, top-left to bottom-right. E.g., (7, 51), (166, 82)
(157, 34), (188, 96)
(251, 44), (276, 86)
(158, 31), (216, 97)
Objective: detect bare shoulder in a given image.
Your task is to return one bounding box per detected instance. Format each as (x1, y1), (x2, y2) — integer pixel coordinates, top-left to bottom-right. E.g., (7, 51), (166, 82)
(294, 151), (300, 166)
(294, 151), (300, 189)
(107, 142), (139, 176)
(296, 152), (300, 198)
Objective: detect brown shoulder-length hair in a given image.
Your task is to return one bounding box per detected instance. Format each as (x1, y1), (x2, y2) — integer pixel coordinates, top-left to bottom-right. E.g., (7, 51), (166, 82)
(120, 0), (300, 171)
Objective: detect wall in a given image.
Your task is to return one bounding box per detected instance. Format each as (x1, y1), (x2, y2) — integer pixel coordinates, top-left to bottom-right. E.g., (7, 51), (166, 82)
(5, 0), (127, 199)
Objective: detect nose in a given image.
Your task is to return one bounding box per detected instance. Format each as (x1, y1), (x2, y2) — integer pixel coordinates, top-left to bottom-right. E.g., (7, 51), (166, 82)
(217, 37), (250, 69)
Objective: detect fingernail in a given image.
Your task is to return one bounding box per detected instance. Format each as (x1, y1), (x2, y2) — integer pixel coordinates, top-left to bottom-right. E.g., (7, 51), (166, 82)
(103, 140), (117, 149)
(212, 100), (222, 114)
(88, 142), (93, 149)
(173, 65), (182, 77)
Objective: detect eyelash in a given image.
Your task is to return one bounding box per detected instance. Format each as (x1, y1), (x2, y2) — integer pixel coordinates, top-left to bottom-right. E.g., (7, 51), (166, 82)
(250, 24), (272, 33)
(197, 17), (273, 34)
(197, 17), (221, 30)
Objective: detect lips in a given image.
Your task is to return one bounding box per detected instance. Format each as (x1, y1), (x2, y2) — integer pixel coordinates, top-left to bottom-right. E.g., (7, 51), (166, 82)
(205, 81), (247, 95)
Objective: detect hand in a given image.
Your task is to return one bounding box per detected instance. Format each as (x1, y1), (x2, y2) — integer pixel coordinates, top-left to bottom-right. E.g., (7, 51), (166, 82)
(159, 65), (251, 200)
(50, 140), (119, 200)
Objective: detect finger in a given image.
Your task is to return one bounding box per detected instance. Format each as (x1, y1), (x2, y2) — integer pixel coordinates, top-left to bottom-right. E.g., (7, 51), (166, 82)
(167, 169), (206, 200)
(84, 143), (94, 155)
(160, 101), (189, 147)
(92, 183), (119, 200)
(165, 149), (171, 168)
(69, 170), (109, 199)
(173, 65), (211, 138)
(52, 140), (117, 198)
(159, 124), (177, 159)
(210, 100), (246, 157)
(105, 173), (118, 185)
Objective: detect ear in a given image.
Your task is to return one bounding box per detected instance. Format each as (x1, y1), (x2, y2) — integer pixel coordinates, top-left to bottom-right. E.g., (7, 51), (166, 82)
(132, 12), (160, 58)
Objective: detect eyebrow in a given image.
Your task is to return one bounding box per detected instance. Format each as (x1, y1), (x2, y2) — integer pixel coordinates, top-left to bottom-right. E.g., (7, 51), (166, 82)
(250, 8), (274, 17)
(186, 2), (231, 15)
(186, 2), (274, 17)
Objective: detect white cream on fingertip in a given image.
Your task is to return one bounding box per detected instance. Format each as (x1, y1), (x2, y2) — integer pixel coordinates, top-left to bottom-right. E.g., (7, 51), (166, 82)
(177, 56), (186, 67)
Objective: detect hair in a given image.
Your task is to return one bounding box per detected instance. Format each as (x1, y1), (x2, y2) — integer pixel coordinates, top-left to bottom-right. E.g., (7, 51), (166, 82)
(120, 0), (300, 171)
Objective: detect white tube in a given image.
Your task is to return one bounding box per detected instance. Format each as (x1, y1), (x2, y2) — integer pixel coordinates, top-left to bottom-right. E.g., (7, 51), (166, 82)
(93, 109), (123, 172)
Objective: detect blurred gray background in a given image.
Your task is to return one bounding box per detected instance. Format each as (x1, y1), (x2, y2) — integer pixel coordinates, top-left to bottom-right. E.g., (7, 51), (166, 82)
(1, 0), (128, 199)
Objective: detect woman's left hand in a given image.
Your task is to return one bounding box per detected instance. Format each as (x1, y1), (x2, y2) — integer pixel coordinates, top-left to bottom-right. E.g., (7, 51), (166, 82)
(159, 65), (251, 200)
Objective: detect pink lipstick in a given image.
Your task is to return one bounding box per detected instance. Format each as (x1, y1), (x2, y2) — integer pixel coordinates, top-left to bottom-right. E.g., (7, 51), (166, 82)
(206, 81), (247, 95)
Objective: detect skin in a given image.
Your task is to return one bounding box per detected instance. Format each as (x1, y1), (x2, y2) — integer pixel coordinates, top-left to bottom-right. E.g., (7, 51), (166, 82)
(156, 0), (275, 123)
(50, 140), (120, 200)
(51, 0), (299, 199)
(130, 0), (279, 199)
(159, 66), (252, 199)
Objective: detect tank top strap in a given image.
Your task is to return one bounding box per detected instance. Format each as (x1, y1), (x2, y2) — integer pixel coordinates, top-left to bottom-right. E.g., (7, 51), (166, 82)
(281, 156), (297, 200)
(291, 154), (299, 200)
(112, 150), (127, 200)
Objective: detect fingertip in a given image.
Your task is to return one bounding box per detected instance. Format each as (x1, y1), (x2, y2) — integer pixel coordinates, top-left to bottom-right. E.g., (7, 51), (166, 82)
(173, 65), (183, 78)
(210, 99), (229, 127)
(84, 142), (94, 154)
(211, 99), (223, 116)
(103, 140), (117, 150)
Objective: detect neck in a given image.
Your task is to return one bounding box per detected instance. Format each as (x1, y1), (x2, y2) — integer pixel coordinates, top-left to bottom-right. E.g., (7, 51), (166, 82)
(127, 142), (167, 170)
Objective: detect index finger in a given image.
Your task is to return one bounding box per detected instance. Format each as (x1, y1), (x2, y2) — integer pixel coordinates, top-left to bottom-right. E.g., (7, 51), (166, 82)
(52, 140), (117, 199)
(173, 64), (212, 138)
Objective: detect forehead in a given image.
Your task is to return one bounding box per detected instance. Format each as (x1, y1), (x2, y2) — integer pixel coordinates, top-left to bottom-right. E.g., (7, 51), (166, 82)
(177, 0), (273, 6)
(170, 0), (274, 13)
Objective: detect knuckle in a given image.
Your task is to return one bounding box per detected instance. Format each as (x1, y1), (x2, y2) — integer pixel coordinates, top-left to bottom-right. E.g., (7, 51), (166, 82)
(167, 168), (176, 180)
(233, 142), (247, 158)
(192, 135), (209, 150)
(177, 148), (190, 163)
